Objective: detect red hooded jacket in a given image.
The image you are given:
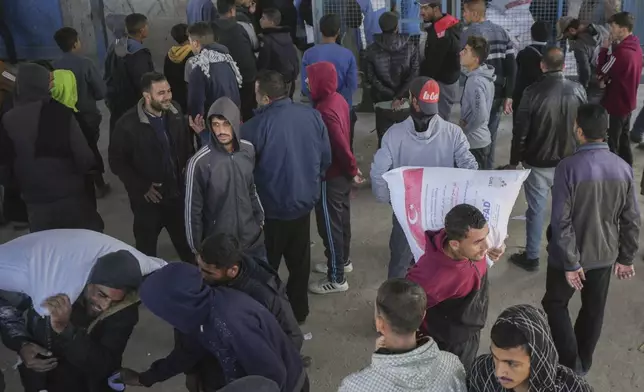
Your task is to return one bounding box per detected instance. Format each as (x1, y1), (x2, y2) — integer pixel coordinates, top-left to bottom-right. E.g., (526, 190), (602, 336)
(597, 34), (643, 116)
(306, 61), (358, 180)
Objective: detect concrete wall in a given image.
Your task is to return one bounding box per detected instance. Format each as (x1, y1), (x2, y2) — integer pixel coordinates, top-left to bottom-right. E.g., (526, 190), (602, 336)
(103, 0), (188, 66)
(61, 0), (190, 66)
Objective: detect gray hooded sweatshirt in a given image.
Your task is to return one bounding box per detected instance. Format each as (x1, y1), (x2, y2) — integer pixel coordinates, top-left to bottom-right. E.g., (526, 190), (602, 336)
(371, 114), (478, 203)
(338, 338), (467, 392)
(184, 97), (264, 253)
(460, 63), (496, 149)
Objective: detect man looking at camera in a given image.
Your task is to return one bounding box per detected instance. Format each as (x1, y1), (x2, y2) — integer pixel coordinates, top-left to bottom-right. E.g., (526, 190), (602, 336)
(543, 103), (640, 376)
(109, 72), (195, 263)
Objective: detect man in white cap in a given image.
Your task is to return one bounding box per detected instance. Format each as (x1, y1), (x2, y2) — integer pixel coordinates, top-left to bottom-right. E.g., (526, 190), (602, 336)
(371, 77), (478, 278)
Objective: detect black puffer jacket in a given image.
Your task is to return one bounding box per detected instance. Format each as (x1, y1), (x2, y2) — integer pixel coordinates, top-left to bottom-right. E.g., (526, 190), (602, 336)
(213, 17), (257, 83)
(257, 26), (299, 82)
(510, 72), (587, 168)
(364, 33), (419, 103)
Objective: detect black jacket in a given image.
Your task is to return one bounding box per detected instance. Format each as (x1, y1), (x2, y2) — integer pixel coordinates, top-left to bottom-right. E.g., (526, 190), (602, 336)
(511, 72), (587, 168)
(4, 297), (139, 392)
(257, 27), (299, 82)
(512, 43), (546, 111)
(104, 38), (154, 115)
(109, 100), (194, 202)
(365, 33), (419, 103)
(421, 15), (462, 85)
(213, 17), (258, 83)
(3, 64), (95, 205)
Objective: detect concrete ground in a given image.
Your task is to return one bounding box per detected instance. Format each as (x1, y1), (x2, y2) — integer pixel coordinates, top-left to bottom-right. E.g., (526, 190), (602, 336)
(2, 91), (644, 392)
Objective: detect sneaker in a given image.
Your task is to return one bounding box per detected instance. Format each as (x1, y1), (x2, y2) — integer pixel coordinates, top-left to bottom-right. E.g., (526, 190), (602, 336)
(308, 278), (349, 294)
(314, 261), (353, 274)
(509, 252), (539, 272)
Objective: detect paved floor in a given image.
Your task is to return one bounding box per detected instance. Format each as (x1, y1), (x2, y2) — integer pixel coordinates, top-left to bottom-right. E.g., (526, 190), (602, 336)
(2, 92), (644, 392)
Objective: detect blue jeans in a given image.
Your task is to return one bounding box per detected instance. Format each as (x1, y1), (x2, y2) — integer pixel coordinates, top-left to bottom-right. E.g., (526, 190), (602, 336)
(631, 107), (644, 140)
(486, 98), (504, 169)
(388, 214), (414, 278)
(524, 164), (555, 260)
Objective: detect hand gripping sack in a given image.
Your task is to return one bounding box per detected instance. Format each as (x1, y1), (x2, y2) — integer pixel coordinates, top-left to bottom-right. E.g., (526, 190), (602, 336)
(0, 229), (167, 316)
(383, 167), (530, 263)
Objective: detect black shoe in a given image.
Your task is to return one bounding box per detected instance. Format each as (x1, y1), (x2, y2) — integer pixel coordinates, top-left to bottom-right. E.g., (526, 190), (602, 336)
(509, 252), (539, 272)
(301, 355), (312, 368)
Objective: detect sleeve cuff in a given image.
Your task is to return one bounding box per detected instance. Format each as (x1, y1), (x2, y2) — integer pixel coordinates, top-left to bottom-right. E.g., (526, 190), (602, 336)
(138, 370), (159, 388)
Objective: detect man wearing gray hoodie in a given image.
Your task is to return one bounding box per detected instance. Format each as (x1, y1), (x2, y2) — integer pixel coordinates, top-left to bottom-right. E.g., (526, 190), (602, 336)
(371, 77), (478, 278)
(460, 35), (495, 169)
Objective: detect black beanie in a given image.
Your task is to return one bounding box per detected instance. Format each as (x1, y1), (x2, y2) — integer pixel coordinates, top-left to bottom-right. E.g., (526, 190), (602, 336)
(88, 250), (143, 291)
(379, 12), (399, 33)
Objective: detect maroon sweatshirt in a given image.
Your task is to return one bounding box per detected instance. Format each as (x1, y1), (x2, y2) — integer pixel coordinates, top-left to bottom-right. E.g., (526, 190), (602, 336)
(307, 61), (358, 180)
(597, 34), (643, 116)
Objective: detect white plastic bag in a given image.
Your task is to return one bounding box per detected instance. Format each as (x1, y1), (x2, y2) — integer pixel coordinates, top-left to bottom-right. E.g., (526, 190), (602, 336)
(383, 167), (530, 263)
(0, 229), (167, 316)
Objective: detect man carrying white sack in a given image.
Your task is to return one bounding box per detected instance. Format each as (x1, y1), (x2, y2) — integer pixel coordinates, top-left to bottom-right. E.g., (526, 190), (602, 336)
(0, 229), (165, 392)
(371, 76), (478, 278)
(407, 204), (505, 370)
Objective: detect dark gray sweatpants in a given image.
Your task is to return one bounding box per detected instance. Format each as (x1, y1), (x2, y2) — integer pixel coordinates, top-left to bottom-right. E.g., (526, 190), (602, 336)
(315, 177), (352, 283)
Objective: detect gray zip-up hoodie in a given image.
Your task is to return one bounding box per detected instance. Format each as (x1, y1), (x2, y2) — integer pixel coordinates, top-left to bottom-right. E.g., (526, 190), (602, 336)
(370, 114), (478, 203)
(184, 97), (264, 253)
(460, 64), (496, 149)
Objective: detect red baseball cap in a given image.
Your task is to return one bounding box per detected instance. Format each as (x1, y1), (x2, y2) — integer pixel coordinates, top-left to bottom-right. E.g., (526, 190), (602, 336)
(410, 77), (440, 116)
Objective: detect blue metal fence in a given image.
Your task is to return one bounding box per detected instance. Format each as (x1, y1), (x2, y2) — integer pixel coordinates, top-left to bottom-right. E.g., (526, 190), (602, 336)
(622, 0), (644, 49)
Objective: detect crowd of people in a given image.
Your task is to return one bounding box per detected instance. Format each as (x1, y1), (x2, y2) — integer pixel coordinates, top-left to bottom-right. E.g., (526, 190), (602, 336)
(0, 0), (642, 391)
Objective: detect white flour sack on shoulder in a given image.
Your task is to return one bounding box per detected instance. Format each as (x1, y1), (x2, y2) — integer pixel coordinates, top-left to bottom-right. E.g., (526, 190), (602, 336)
(383, 167), (530, 264)
(0, 229), (167, 316)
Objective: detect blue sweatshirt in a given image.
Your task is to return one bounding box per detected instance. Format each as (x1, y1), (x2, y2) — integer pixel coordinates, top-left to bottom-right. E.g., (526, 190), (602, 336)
(187, 0), (218, 24)
(301, 43), (358, 107)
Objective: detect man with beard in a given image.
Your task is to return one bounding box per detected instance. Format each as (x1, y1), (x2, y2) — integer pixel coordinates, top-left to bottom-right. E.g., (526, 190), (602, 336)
(418, 0), (461, 121)
(109, 72), (195, 263)
(0, 229), (160, 392)
(468, 304), (593, 392)
(120, 262), (308, 391)
(557, 16), (609, 103)
(370, 77), (478, 279)
(407, 204), (505, 370)
(185, 97), (266, 260)
(186, 22), (242, 138)
(364, 11), (419, 148)
(120, 233), (304, 391)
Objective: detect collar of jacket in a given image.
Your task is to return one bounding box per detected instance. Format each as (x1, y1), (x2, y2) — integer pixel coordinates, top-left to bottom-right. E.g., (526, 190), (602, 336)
(87, 291), (140, 333)
(136, 98), (179, 124)
(542, 70), (564, 78)
(576, 142), (608, 152)
(254, 97), (291, 115)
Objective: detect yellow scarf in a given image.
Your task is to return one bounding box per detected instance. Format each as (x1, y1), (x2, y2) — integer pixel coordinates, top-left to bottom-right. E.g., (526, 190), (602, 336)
(50, 69), (78, 112)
